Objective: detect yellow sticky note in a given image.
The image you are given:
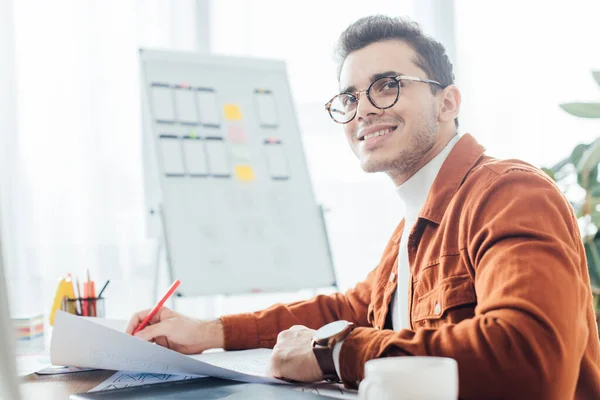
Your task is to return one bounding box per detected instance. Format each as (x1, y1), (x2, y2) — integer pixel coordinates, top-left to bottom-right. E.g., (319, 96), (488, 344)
(224, 104), (243, 121)
(235, 165), (256, 182)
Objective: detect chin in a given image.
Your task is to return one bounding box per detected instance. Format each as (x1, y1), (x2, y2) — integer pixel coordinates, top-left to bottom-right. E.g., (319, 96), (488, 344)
(360, 157), (389, 173)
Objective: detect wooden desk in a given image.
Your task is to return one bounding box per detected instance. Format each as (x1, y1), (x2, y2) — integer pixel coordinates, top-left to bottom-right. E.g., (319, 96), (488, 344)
(20, 370), (116, 399)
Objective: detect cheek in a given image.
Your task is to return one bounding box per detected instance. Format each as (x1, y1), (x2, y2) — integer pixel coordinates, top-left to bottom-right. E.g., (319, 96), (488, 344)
(343, 123), (356, 145)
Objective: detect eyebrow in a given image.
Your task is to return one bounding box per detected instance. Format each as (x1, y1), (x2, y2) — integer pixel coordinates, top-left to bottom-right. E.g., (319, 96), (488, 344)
(339, 70), (403, 94)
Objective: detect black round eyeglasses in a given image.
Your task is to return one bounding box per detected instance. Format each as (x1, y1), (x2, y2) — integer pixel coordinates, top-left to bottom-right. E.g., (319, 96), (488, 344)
(324, 75), (443, 124)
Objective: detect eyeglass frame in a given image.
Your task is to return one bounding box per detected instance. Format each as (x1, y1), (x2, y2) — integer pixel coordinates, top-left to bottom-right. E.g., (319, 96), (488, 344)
(324, 75), (444, 124)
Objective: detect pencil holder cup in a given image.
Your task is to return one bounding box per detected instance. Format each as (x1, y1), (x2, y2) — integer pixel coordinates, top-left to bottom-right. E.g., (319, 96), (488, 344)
(61, 297), (105, 318)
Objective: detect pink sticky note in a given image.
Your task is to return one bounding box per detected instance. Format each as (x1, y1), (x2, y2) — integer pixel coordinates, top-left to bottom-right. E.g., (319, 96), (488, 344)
(228, 126), (247, 144)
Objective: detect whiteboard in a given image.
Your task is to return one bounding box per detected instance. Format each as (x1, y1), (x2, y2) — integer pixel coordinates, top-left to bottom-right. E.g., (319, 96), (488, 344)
(139, 49), (336, 296)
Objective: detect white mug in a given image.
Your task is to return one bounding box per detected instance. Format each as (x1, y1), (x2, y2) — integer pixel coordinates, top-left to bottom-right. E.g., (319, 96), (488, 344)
(358, 356), (459, 400)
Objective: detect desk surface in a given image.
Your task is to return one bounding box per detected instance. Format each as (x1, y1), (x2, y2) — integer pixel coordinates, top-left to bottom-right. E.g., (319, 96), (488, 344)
(20, 370), (116, 399)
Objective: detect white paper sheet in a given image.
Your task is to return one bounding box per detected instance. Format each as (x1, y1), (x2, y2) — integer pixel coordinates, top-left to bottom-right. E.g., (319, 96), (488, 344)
(293, 382), (358, 399)
(174, 88), (199, 124)
(150, 85), (175, 122)
(89, 371), (200, 392)
(158, 136), (185, 176)
(196, 90), (220, 126)
(90, 370), (358, 398)
(255, 91), (278, 127)
(50, 311), (282, 384)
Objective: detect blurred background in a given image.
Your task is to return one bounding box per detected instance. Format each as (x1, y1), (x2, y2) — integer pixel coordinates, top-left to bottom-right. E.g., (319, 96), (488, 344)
(1, 0), (599, 327)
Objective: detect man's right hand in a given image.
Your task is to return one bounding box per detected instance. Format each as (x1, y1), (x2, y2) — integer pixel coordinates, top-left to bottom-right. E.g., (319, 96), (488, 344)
(125, 307), (224, 355)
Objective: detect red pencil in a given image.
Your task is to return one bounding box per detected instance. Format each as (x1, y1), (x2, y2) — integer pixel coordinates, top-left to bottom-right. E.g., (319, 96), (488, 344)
(133, 280), (181, 335)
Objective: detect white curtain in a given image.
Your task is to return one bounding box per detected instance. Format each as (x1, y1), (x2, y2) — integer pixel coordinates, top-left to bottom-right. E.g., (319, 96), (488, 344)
(5, 0), (197, 319)
(454, 0), (600, 168)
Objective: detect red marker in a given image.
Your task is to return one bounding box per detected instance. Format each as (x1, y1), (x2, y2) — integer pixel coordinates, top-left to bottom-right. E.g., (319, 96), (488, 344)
(133, 280), (181, 335)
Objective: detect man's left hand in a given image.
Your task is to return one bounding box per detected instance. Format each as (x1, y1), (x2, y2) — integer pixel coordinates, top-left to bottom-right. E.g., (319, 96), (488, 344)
(269, 325), (324, 382)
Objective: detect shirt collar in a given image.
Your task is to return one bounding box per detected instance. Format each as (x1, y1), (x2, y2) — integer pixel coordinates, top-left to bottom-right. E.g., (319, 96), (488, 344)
(390, 133), (487, 244)
(396, 134), (461, 221)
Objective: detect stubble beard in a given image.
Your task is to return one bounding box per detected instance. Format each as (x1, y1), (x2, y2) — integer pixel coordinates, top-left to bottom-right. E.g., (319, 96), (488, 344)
(362, 110), (438, 177)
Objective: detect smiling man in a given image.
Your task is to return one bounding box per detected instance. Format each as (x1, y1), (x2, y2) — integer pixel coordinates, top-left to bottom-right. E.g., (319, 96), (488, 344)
(127, 16), (600, 399)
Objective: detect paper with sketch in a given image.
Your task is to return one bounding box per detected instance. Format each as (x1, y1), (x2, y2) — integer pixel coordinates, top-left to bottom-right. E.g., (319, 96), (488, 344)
(89, 371), (199, 392)
(90, 370), (358, 398)
(50, 311), (282, 384)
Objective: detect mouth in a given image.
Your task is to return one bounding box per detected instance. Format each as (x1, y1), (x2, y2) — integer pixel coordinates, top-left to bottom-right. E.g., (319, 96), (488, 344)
(359, 126), (397, 141)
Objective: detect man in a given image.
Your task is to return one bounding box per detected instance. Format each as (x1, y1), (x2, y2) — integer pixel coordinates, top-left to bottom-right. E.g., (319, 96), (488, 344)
(127, 16), (600, 399)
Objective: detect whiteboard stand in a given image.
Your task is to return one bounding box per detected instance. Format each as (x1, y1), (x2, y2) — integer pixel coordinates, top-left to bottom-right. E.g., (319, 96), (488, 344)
(152, 203), (181, 309)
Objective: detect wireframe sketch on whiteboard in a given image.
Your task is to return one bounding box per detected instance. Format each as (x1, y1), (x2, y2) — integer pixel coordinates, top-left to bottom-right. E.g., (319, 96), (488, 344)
(150, 83), (176, 123)
(158, 135), (185, 176)
(205, 137), (231, 177)
(174, 86), (199, 125)
(255, 89), (278, 127)
(182, 137), (209, 176)
(196, 89), (220, 127)
(264, 138), (289, 179)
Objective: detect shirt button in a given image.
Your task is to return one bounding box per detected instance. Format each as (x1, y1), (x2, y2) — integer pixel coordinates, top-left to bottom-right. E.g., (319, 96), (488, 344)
(389, 272), (395, 282)
(434, 302), (441, 315)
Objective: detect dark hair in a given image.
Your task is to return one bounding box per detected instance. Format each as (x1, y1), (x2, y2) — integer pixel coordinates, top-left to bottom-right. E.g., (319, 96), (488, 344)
(335, 15), (458, 128)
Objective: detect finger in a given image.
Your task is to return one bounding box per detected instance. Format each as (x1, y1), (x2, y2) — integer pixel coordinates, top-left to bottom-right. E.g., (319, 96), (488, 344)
(125, 309), (152, 334)
(134, 320), (172, 342)
(268, 353), (282, 378)
(154, 336), (170, 349)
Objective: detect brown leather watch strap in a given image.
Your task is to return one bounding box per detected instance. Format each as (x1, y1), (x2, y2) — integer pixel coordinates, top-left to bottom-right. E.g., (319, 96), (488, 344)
(313, 344), (339, 381)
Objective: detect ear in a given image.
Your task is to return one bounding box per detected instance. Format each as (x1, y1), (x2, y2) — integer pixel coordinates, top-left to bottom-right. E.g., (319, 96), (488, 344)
(438, 84), (461, 124)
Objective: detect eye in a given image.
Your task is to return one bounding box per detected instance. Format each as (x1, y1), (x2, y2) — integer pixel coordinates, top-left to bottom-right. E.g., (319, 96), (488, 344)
(383, 80), (399, 90)
(340, 94), (356, 107)
(372, 78), (399, 94)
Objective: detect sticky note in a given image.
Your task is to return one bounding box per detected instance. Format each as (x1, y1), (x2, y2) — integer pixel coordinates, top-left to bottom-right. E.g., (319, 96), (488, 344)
(254, 90), (278, 127)
(158, 135), (185, 176)
(174, 87), (198, 124)
(235, 165), (256, 182)
(196, 89), (220, 127)
(183, 137), (209, 176)
(227, 126), (247, 144)
(150, 84), (175, 122)
(224, 104), (243, 121)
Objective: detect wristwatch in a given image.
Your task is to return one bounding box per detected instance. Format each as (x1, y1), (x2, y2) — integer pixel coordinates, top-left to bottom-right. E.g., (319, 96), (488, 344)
(312, 320), (355, 382)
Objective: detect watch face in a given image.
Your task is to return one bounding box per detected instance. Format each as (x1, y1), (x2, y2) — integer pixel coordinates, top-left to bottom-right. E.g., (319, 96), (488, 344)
(315, 320), (350, 341)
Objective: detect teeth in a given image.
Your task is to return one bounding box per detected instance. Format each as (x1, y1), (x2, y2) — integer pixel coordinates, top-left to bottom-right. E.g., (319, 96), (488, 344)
(363, 128), (393, 140)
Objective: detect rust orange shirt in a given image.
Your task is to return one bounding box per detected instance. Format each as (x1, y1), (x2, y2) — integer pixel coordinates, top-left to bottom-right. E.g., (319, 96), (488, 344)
(220, 134), (600, 399)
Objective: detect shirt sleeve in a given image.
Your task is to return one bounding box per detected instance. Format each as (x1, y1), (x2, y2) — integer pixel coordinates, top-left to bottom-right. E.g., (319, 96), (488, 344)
(220, 266), (377, 350)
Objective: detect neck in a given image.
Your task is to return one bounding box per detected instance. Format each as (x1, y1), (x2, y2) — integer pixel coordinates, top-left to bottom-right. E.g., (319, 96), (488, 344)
(387, 128), (457, 187)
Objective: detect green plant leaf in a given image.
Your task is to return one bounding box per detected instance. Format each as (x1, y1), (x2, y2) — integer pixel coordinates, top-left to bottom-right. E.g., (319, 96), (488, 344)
(541, 167), (555, 180)
(578, 139), (600, 175)
(584, 236), (600, 289)
(571, 143), (591, 167)
(548, 156), (571, 175)
(593, 70), (600, 88)
(560, 102), (600, 118)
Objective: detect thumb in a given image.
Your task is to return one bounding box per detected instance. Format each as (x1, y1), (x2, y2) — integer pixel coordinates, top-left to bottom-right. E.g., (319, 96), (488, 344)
(134, 320), (172, 342)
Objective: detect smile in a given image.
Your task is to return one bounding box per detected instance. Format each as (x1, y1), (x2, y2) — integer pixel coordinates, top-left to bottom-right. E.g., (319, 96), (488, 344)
(361, 127), (395, 141)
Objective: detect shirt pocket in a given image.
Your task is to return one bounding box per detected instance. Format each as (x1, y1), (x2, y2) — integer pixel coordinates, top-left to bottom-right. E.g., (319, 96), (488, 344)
(412, 275), (477, 329)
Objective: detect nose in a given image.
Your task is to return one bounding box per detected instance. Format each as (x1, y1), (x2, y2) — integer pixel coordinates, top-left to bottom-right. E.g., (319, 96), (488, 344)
(355, 91), (383, 122)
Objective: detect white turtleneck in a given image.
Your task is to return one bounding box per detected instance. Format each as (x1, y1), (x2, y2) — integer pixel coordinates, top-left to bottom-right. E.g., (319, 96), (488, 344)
(390, 133), (460, 330)
(332, 133), (461, 377)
